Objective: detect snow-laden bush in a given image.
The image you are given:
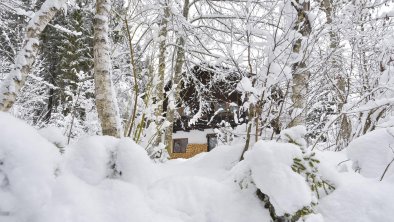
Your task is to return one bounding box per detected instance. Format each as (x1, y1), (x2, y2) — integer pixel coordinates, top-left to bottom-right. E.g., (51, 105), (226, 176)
(234, 126), (334, 221)
(0, 113), (159, 221)
(0, 113), (272, 222)
(315, 127), (394, 221)
(347, 128), (394, 182)
(65, 136), (157, 187)
(244, 141), (313, 216)
(0, 112), (60, 221)
(65, 136), (119, 184)
(315, 141), (394, 222)
(39, 126), (67, 153)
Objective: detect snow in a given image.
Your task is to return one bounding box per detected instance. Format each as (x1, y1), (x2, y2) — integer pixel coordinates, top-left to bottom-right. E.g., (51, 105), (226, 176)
(0, 112), (60, 221)
(304, 214), (325, 222)
(0, 113), (269, 222)
(236, 77), (259, 97)
(185, 144), (243, 170)
(147, 176), (266, 222)
(173, 129), (215, 144)
(27, 0), (67, 29)
(39, 126), (67, 149)
(115, 138), (158, 187)
(2, 113), (394, 222)
(319, 173), (394, 222)
(281, 125), (308, 147)
(51, 24), (82, 36)
(347, 128), (394, 181)
(316, 143), (394, 222)
(242, 140), (312, 216)
(65, 136), (119, 185)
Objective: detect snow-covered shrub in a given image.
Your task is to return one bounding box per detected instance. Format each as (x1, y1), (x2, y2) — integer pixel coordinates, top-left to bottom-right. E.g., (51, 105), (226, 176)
(347, 128), (394, 182)
(65, 136), (157, 187)
(115, 138), (158, 187)
(281, 126), (308, 147)
(242, 141), (314, 221)
(317, 149), (394, 222)
(65, 136), (119, 185)
(39, 126), (67, 153)
(146, 143), (170, 163)
(235, 126), (334, 221)
(0, 112), (60, 221)
(281, 127), (335, 200)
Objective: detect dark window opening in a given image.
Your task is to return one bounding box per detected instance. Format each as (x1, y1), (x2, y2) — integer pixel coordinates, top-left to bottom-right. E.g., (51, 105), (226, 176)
(207, 134), (218, 151)
(173, 138), (188, 153)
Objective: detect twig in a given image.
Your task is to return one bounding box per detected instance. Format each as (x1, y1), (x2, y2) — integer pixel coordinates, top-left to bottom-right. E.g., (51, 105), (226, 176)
(336, 159), (350, 167)
(380, 157), (394, 181)
(380, 137), (394, 181)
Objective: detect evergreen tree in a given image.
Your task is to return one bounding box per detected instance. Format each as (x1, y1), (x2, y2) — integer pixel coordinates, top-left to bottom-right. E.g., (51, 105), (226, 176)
(39, 0), (94, 132)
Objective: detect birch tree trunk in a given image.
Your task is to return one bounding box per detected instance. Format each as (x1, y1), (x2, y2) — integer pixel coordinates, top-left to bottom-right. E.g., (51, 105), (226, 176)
(322, 0), (351, 149)
(94, 0), (122, 137)
(0, 0), (65, 111)
(288, 0), (312, 128)
(164, 0), (190, 154)
(155, 1), (171, 146)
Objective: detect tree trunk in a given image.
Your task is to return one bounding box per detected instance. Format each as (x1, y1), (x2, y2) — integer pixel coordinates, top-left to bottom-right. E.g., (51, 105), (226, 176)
(240, 103), (254, 161)
(155, 1), (171, 146)
(288, 0), (312, 128)
(164, 0), (190, 154)
(322, 0), (351, 149)
(240, 31), (256, 161)
(0, 0), (65, 111)
(123, 18), (139, 137)
(93, 0), (122, 137)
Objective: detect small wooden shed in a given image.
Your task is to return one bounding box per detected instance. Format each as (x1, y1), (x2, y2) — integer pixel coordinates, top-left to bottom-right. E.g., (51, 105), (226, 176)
(169, 129), (218, 159)
(165, 65), (245, 159)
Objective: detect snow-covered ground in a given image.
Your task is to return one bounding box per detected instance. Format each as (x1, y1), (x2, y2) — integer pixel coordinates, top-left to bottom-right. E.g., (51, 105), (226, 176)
(1, 112), (394, 222)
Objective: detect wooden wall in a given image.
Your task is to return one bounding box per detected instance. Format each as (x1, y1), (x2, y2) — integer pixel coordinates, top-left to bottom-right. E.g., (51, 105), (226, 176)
(170, 143), (208, 159)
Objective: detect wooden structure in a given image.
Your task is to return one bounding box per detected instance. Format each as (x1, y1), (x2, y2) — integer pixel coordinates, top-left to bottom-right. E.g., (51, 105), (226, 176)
(171, 143), (208, 159)
(166, 65), (245, 159)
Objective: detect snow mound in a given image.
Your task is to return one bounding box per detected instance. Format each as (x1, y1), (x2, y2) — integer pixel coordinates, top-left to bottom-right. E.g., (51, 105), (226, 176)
(65, 136), (157, 187)
(316, 140), (394, 222)
(0, 112), (60, 221)
(185, 144), (244, 170)
(148, 176), (268, 222)
(319, 173), (394, 222)
(243, 140), (312, 216)
(281, 125), (307, 147)
(65, 136), (119, 185)
(39, 126), (67, 149)
(347, 128), (394, 182)
(0, 113), (271, 222)
(115, 138), (157, 187)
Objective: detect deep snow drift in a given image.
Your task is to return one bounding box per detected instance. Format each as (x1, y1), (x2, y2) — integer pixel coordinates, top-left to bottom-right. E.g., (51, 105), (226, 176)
(1, 112), (394, 222)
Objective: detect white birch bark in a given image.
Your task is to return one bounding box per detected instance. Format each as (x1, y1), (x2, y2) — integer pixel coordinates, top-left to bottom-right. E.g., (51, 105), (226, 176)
(288, 0), (312, 128)
(155, 1), (170, 146)
(0, 0), (66, 111)
(94, 0), (122, 137)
